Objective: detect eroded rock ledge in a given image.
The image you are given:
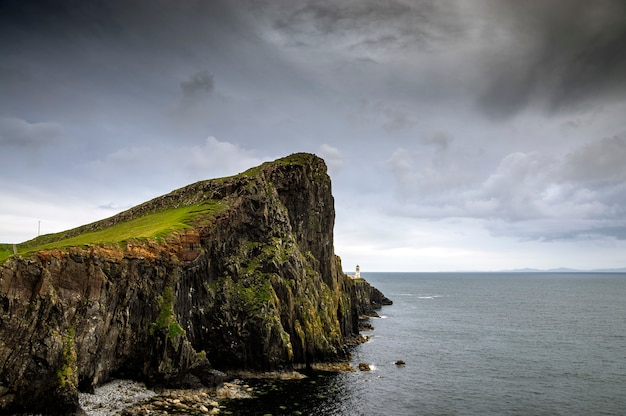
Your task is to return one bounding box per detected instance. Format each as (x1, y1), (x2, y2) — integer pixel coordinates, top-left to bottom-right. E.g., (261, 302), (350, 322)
(0, 153), (390, 414)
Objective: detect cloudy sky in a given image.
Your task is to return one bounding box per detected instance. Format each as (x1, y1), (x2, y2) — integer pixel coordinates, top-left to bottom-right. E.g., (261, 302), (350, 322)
(1, 0), (625, 272)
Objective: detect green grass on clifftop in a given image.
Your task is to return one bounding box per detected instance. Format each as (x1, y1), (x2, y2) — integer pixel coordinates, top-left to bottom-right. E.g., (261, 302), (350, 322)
(0, 244), (15, 264)
(237, 153), (320, 178)
(2, 201), (227, 263)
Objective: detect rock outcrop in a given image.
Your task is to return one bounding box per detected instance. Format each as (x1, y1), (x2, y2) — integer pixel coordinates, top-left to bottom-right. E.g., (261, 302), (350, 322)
(0, 153), (390, 414)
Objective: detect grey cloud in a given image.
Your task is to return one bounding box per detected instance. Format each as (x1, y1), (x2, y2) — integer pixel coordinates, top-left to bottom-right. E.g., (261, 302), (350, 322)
(269, 0), (465, 53)
(0, 0), (248, 121)
(382, 106), (417, 133)
(388, 138), (485, 200)
(479, 152), (558, 221)
(350, 99), (419, 133)
(477, 0), (626, 118)
(172, 71), (219, 133)
(181, 71), (215, 98)
(539, 224), (626, 242)
(560, 136), (626, 184)
(0, 117), (63, 147)
(388, 136), (626, 239)
(84, 136), (266, 189)
(422, 131), (452, 151)
(582, 226), (626, 241)
(318, 144), (344, 174)
(475, 63), (541, 121)
(260, 0), (626, 121)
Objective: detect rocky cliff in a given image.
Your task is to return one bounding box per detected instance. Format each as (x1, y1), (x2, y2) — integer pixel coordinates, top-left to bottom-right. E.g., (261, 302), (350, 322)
(0, 153), (390, 415)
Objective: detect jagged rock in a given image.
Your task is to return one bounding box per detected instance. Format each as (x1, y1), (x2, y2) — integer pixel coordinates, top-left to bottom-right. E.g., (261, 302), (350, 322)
(0, 153), (389, 414)
(358, 363), (371, 371)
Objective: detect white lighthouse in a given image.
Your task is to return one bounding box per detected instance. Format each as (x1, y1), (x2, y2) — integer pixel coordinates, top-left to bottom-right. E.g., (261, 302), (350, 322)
(355, 264), (361, 279)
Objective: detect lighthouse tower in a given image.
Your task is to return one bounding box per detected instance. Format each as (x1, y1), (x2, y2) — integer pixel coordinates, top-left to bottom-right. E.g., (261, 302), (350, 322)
(355, 265), (361, 279)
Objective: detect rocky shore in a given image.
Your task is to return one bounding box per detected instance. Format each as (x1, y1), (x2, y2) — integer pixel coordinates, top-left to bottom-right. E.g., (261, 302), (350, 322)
(79, 380), (157, 416)
(79, 365), (362, 415)
(78, 380), (225, 416)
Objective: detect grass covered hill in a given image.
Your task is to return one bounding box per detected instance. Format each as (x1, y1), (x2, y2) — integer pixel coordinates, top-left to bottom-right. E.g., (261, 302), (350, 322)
(1, 153), (318, 264)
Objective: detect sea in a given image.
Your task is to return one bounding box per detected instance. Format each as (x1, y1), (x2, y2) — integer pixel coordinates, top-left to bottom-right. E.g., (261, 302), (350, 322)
(221, 272), (626, 416)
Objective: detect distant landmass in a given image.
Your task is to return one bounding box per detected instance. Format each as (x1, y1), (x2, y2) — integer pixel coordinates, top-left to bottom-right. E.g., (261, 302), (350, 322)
(498, 267), (626, 273)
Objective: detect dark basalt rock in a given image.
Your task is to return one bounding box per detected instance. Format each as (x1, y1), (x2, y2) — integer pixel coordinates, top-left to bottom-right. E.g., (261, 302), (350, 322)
(0, 153), (389, 415)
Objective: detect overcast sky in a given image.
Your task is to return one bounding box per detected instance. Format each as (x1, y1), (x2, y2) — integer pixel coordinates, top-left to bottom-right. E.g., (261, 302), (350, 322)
(2, 0), (625, 271)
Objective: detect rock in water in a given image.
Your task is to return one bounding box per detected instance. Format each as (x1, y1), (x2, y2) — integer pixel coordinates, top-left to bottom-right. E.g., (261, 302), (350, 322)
(358, 363), (371, 371)
(0, 153), (390, 414)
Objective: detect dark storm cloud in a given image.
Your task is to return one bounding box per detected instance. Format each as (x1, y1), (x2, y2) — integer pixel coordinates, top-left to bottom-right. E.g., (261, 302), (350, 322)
(266, 0), (468, 56)
(0, 0), (241, 45)
(477, 0), (626, 118)
(0, 0), (246, 107)
(260, 0), (626, 120)
(273, 0), (433, 49)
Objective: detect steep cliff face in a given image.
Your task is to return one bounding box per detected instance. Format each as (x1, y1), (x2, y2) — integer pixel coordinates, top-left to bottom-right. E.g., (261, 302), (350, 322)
(0, 153), (389, 414)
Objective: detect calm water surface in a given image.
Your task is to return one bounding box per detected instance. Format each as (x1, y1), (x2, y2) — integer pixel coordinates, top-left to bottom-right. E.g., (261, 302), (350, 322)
(223, 272), (626, 415)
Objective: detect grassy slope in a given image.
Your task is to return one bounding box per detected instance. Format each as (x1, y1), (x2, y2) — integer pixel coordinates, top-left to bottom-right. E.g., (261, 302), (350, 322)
(1, 200), (227, 264)
(0, 244), (15, 264)
(0, 152), (319, 265)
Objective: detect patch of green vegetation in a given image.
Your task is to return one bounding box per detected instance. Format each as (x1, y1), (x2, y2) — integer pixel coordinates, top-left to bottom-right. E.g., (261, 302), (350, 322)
(233, 153), (316, 179)
(5, 200), (227, 262)
(276, 153), (314, 166)
(57, 326), (78, 390)
(0, 244), (15, 264)
(149, 287), (186, 339)
(238, 164), (265, 178)
(239, 276), (274, 316)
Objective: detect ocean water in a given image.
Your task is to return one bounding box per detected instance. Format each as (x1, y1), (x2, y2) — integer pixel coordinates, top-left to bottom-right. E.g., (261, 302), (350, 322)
(222, 272), (626, 415)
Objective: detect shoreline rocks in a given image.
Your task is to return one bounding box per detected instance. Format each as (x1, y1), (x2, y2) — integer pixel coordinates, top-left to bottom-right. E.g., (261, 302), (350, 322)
(120, 388), (223, 415)
(78, 380), (157, 416)
(79, 361), (363, 415)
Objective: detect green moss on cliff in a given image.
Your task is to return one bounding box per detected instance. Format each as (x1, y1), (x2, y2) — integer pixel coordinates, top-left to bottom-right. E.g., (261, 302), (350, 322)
(239, 275), (274, 316)
(150, 287), (186, 339)
(57, 327), (78, 391)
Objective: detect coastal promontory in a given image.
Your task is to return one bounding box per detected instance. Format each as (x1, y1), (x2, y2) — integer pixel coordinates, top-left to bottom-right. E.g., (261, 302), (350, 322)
(0, 153), (390, 414)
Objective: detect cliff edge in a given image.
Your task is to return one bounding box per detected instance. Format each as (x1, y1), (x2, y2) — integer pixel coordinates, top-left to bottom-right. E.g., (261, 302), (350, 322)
(0, 153), (390, 414)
